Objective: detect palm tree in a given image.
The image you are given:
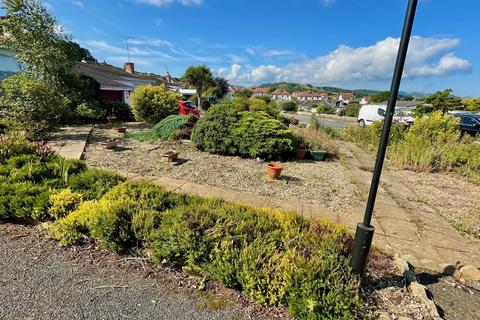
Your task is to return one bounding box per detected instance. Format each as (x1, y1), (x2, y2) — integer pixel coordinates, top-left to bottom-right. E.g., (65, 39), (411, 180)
(182, 65), (214, 111)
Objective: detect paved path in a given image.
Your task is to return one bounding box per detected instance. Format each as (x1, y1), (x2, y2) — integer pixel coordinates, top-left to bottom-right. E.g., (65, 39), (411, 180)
(47, 125), (93, 160)
(0, 224), (270, 320)
(340, 142), (480, 272)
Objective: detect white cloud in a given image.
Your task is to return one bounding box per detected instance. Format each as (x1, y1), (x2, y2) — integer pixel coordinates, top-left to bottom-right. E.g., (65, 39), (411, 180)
(136, 0), (202, 7)
(220, 36), (471, 84)
(86, 40), (125, 54)
(70, 0), (84, 7)
(129, 38), (173, 47)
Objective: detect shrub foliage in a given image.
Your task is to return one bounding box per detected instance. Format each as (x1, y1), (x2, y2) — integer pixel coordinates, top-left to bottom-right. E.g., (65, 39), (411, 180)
(192, 102), (298, 159)
(130, 84), (181, 124)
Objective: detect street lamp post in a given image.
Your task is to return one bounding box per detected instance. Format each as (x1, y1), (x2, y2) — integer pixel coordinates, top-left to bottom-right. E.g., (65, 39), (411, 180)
(351, 0), (419, 276)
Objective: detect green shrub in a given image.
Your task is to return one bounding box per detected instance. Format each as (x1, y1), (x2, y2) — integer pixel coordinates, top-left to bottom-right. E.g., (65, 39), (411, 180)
(279, 101), (298, 112)
(48, 188), (83, 220)
(0, 133), (37, 164)
(0, 181), (50, 220)
(106, 101), (133, 121)
(316, 104), (336, 115)
(0, 74), (67, 139)
(52, 181), (188, 250)
(249, 98), (278, 117)
(389, 112), (462, 172)
(192, 103), (240, 155)
(75, 102), (106, 121)
(68, 168), (125, 200)
(342, 121), (405, 152)
(339, 105), (360, 118)
(130, 84), (181, 124)
(232, 112), (298, 159)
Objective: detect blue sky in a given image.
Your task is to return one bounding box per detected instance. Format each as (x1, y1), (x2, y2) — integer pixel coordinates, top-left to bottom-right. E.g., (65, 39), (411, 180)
(43, 0), (479, 96)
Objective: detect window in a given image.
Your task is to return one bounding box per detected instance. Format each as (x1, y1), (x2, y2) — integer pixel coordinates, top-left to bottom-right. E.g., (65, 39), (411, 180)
(462, 116), (478, 126)
(378, 108), (386, 116)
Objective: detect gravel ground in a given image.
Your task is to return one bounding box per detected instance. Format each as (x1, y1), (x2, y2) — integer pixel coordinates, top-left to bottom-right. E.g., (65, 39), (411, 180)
(84, 124), (362, 214)
(389, 169), (480, 239)
(0, 223), (286, 320)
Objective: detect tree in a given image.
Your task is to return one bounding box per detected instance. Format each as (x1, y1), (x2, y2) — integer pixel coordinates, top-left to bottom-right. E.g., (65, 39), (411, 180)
(182, 65), (214, 110)
(414, 89), (463, 115)
(130, 84), (181, 124)
(465, 98), (480, 111)
(213, 77), (229, 98)
(60, 40), (96, 62)
(0, 74), (67, 139)
(1, 0), (73, 84)
(370, 91), (390, 103)
(235, 89), (253, 99)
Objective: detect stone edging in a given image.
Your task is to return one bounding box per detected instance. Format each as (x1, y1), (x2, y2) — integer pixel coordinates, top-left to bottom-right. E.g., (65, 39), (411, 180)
(394, 255), (443, 320)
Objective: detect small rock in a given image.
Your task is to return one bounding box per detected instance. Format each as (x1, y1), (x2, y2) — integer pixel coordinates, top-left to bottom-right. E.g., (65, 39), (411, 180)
(378, 311), (393, 320)
(454, 265), (480, 281)
(409, 282), (442, 318)
(394, 255), (410, 273)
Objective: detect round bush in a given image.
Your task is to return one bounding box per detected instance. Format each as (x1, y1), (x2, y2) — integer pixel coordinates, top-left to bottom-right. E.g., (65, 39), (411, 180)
(232, 112), (298, 159)
(130, 84), (181, 124)
(191, 103), (241, 155)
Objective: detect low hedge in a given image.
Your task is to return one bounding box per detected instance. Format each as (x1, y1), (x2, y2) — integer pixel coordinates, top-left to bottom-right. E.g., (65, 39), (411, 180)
(51, 180), (362, 319)
(0, 135), (363, 319)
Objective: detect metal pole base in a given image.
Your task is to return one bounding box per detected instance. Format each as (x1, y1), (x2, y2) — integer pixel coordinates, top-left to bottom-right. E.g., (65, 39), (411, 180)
(351, 223), (375, 276)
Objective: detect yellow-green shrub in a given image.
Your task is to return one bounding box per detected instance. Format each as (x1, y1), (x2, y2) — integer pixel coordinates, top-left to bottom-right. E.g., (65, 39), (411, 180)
(48, 188), (83, 220)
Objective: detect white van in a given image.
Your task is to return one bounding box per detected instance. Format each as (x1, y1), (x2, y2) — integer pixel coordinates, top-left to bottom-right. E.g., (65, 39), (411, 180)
(357, 104), (414, 127)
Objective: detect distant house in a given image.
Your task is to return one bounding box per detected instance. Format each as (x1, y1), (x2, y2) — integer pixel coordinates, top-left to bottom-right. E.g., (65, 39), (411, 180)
(75, 61), (160, 105)
(227, 84), (239, 100)
(360, 96), (370, 105)
(250, 87), (271, 97)
(271, 89), (292, 101)
(292, 91), (328, 102)
(338, 93), (355, 104)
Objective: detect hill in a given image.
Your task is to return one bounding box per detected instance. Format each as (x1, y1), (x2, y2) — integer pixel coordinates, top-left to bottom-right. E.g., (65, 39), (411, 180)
(258, 82), (380, 97)
(257, 82), (428, 98)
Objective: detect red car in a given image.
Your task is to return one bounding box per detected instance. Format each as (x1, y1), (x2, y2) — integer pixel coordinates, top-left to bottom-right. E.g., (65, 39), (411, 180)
(178, 101), (200, 116)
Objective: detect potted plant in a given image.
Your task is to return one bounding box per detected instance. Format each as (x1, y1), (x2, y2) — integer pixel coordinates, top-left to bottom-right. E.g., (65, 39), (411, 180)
(295, 139), (309, 160)
(114, 127), (127, 133)
(307, 139), (328, 161)
(267, 162), (284, 180)
(107, 115), (117, 124)
(160, 151), (179, 162)
(99, 139), (119, 149)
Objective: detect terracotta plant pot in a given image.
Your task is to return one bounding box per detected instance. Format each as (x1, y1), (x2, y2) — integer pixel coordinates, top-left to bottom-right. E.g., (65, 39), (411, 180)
(115, 127), (127, 133)
(267, 162), (284, 180)
(295, 149), (308, 160)
(107, 116), (117, 124)
(99, 140), (119, 149)
(161, 151), (179, 162)
(311, 150), (327, 161)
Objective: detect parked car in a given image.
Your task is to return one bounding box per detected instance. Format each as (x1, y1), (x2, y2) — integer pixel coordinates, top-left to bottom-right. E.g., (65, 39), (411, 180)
(454, 113), (480, 135)
(178, 101), (200, 116)
(357, 104), (414, 127)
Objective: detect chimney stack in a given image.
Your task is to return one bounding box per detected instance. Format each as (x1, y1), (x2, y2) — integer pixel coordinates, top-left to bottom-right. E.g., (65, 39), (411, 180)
(124, 62), (135, 74)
